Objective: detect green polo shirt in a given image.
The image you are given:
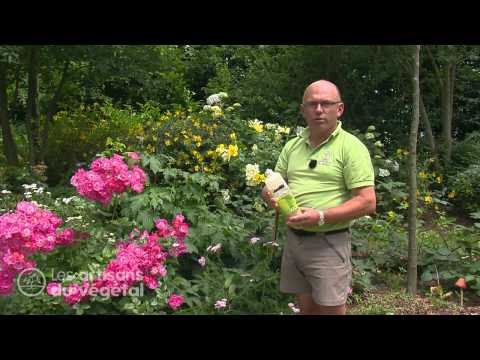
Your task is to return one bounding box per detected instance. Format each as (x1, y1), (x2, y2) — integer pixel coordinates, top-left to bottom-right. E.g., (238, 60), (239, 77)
(275, 121), (374, 232)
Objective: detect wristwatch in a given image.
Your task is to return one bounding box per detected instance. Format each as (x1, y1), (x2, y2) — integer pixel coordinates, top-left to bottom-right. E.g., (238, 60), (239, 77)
(316, 209), (325, 226)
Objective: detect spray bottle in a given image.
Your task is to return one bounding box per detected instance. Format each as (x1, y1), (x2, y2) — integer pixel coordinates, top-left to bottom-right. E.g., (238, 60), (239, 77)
(264, 169), (299, 217)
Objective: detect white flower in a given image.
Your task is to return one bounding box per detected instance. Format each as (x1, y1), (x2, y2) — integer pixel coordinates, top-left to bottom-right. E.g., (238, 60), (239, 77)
(221, 189), (230, 203)
(217, 92), (228, 99)
(249, 237), (260, 245)
(251, 144), (258, 154)
(206, 94), (221, 105)
(198, 257), (206, 267)
(288, 303), (300, 313)
(207, 243), (222, 253)
(367, 125), (376, 131)
(378, 168), (390, 177)
(62, 196), (77, 205)
(232, 103), (241, 108)
(374, 140), (384, 148)
(365, 132), (375, 140)
(203, 105), (212, 111)
(265, 123), (276, 130)
(214, 298), (228, 309)
(276, 126), (291, 135)
(295, 126), (306, 136)
(245, 164), (260, 187)
(263, 241), (279, 247)
(392, 161), (399, 172)
(66, 215), (83, 223)
(1, 190), (12, 194)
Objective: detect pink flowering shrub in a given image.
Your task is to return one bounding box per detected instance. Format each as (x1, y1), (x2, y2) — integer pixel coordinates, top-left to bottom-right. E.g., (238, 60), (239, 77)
(70, 154), (147, 206)
(48, 214), (189, 309)
(0, 201), (75, 295)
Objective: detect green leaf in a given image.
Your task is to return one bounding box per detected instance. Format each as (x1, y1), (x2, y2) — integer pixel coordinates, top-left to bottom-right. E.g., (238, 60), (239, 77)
(149, 157), (163, 175)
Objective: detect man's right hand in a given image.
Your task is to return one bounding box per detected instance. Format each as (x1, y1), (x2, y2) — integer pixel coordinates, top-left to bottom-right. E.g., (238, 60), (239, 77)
(261, 186), (278, 210)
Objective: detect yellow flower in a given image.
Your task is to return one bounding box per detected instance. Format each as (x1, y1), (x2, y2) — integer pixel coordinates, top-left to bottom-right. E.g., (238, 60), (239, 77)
(387, 211), (396, 220)
(254, 173), (266, 184)
(419, 171), (428, 179)
(194, 165), (200, 172)
(165, 140), (172, 146)
(435, 176), (443, 184)
(424, 195), (433, 204)
(230, 132), (237, 141)
(227, 144), (238, 158)
(396, 149), (403, 156)
(146, 144), (156, 154)
(248, 119), (264, 133)
(215, 144), (226, 156)
(448, 191), (456, 199)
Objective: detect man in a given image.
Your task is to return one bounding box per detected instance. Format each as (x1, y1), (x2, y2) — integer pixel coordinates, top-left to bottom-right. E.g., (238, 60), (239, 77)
(261, 80), (376, 315)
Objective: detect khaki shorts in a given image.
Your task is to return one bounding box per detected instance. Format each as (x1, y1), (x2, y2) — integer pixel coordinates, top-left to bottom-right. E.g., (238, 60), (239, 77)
(280, 227), (352, 306)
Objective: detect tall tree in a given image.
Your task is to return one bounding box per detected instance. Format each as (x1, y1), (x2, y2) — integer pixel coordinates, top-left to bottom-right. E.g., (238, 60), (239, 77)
(407, 45), (421, 295)
(0, 60), (19, 165)
(25, 45), (41, 166)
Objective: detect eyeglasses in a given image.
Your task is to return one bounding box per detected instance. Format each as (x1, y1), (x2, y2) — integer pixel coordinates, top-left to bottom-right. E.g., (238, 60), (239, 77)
(303, 101), (342, 110)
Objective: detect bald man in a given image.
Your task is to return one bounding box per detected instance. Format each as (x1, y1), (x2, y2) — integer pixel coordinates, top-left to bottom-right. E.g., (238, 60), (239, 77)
(262, 80), (376, 315)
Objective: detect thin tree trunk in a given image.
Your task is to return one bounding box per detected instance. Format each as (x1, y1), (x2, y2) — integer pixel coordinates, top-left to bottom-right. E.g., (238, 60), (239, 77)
(41, 60), (69, 160)
(10, 63), (21, 120)
(25, 46), (41, 166)
(407, 45), (421, 296)
(0, 62), (19, 165)
(441, 64), (454, 164)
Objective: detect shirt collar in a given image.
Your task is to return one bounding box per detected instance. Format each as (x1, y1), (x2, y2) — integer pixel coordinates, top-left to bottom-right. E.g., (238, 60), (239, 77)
(300, 120), (343, 145)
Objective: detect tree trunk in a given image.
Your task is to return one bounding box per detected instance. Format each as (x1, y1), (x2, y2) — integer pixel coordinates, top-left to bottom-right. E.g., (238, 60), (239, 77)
(10, 63), (21, 120)
(0, 62), (19, 165)
(41, 60), (69, 160)
(25, 46), (41, 166)
(407, 45), (421, 296)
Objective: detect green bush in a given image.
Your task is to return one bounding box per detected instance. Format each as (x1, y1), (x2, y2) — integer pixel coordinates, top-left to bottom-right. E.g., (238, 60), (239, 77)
(449, 164), (480, 213)
(451, 131), (480, 172)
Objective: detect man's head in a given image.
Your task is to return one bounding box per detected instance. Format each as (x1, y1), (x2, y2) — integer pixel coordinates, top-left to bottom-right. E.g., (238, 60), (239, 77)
(300, 80), (344, 134)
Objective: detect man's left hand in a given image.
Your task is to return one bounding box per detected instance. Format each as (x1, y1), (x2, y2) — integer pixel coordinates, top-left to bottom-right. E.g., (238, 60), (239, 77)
(286, 207), (321, 228)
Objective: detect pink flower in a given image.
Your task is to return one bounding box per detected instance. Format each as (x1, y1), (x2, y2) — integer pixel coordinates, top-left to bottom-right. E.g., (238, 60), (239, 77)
(47, 282), (63, 297)
(198, 256), (206, 267)
(126, 152), (140, 161)
(168, 293), (184, 311)
(249, 237), (260, 245)
(56, 228), (75, 246)
(70, 154), (147, 206)
(214, 298), (228, 309)
(64, 284), (83, 305)
(172, 214), (185, 228)
(143, 275), (158, 289)
(155, 219), (170, 236)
